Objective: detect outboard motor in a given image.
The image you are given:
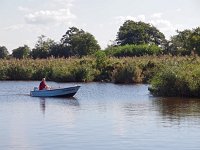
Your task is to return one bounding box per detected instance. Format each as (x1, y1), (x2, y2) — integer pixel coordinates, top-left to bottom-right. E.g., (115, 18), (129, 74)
(34, 87), (39, 91)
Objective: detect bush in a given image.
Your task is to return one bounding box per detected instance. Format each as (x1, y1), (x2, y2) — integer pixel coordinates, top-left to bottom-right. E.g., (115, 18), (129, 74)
(0, 67), (7, 80)
(149, 67), (179, 96)
(105, 44), (162, 57)
(6, 65), (33, 80)
(32, 67), (53, 80)
(51, 67), (74, 82)
(111, 62), (142, 83)
(149, 63), (200, 97)
(70, 65), (96, 82)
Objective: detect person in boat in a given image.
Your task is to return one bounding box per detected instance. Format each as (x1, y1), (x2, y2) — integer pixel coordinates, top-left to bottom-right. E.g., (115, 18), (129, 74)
(39, 78), (50, 90)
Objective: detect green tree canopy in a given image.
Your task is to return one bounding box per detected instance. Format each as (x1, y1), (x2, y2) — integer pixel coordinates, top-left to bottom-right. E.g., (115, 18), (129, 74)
(168, 29), (192, 55)
(116, 20), (166, 46)
(0, 46), (9, 59)
(31, 35), (56, 59)
(189, 27), (200, 54)
(168, 27), (200, 55)
(12, 45), (30, 59)
(49, 44), (71, 58)
(61, 27), (101, 57)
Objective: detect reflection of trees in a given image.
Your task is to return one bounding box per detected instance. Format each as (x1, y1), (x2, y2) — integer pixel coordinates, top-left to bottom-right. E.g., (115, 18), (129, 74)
(152, 97), (200, 122)
(122, 102), (149, 117)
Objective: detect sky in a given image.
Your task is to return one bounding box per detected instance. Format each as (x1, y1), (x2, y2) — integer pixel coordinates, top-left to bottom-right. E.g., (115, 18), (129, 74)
(0, 0), (199, 52)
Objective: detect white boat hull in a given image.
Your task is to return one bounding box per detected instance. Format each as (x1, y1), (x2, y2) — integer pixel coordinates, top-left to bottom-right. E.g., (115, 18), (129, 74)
(30, 86), (80, 97)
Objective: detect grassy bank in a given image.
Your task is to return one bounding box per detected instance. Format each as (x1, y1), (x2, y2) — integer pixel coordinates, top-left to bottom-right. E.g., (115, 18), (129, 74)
(0, 56), (163, 83)
(1, 56), (200, 97)
(149, 56), (200, 97)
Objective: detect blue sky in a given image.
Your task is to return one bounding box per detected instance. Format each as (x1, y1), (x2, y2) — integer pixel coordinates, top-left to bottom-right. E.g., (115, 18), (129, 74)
(0, 0), (199, 52)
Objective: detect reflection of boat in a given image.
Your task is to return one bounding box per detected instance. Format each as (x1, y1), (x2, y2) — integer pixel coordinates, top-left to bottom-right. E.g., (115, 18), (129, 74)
(30, 86), (80, 97)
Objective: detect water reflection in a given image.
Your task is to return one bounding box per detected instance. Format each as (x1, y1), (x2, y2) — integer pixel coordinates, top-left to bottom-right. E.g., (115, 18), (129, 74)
(40, 98), (46, 114)
(39, 97), (79, 114)
(153, 97), (200, 123)
(122, 103), (149, 116)
(2, 81), (200, 150)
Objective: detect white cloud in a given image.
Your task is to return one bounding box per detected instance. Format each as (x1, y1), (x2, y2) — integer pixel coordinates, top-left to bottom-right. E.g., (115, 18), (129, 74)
(2, 0), (77, 52)
(46, 0), (74, 10)
(151, 13), (162, 18)
(149, 18), (186, 39)
(115, 15), (135, 24)
(3, 24), (52, 36)
(114, 13), (184, 39)
(24, 9), (76, 25)
(114, 14), (145, 25)
(176, 8), (182, 12)
(137, 15), (146, 22)
(150, 19), (172, 29)
(4, 24), (25, 31)
(18, 6), (30, 12)
(17, 0), (76, 26)
(51, 0), (74, 4)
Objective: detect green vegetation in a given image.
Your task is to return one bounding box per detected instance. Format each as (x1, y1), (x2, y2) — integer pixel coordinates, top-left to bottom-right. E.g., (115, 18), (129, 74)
(31, 35), (56, 59)
(60, 27), (100, 57)
(0, 20), (200, 98)
(1, 21), (199, 58)
(0, 46), (9, 59)
(0, 56), (200, 97)
(116, 20), (166, 47)
(0, 58), (97, 82)
(166, 28), (200, 55)
(30, 27), (100, 59)
(105, 44), (162, 57)
(12, 45), (30, 59)
(149, 56), (200, 97)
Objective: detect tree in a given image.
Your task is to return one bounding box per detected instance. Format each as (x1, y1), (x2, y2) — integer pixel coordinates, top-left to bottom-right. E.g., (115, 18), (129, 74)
(31, 35), (56, 59)
(168, 27), (200, 55)
(168, 29), (192, 55)
(49, 43), (71, 58)
(12, 45), (30, 59)
(189, 27), (200, 54)
(61, 27), (100, 57)
(116, 20), (166, 46)
(0, 46), (9, 59)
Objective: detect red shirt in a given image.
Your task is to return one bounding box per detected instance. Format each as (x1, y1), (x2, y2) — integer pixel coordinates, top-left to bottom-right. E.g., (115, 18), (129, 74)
(39, 81), (47, 90)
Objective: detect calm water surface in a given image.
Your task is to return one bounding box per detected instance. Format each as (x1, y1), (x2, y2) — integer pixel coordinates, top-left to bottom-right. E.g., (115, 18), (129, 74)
(0, 81), (200, 150)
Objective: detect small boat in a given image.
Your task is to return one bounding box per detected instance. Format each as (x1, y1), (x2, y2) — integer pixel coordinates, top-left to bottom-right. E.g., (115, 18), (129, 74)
(30, 86), (80, 97)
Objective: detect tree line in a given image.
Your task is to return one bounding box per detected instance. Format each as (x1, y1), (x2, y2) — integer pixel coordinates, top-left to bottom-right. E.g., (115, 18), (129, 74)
(0, 20), (200, 59)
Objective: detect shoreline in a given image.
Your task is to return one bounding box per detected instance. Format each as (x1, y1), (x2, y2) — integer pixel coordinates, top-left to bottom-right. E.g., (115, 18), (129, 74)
(1, 56), (200, 97)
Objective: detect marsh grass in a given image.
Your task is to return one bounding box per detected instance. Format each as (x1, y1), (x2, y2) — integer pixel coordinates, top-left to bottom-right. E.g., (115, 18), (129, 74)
(1, 56), (200, 97)
(149, 56), (200, 97)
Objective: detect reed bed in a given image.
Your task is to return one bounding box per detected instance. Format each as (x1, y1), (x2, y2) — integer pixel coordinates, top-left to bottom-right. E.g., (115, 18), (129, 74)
(1, 55), (200, 97)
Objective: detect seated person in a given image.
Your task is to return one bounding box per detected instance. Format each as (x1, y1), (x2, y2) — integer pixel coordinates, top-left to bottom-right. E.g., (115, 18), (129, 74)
(39, 78), (50, 90)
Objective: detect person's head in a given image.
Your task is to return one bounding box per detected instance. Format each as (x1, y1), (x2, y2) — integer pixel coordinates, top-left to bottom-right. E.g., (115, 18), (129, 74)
(42, 78), (46, 81)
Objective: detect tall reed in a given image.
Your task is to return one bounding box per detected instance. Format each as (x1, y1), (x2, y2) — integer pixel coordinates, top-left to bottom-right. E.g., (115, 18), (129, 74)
(1, 56), (200, 97)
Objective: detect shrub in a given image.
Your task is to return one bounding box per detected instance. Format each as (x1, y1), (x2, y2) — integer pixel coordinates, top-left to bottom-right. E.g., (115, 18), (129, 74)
(105, 44), (162, 57)
(111, 62), (142, 83)
(70, 65), (95, 82)
(149, 63), (200, 97)
(32, 67), (53, 80)
(51, 67), (74, 82)
(6, 65), (33, 80)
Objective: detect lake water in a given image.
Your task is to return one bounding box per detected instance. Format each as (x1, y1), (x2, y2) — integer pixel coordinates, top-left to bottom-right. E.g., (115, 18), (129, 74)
(0, 81), (200, 150)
